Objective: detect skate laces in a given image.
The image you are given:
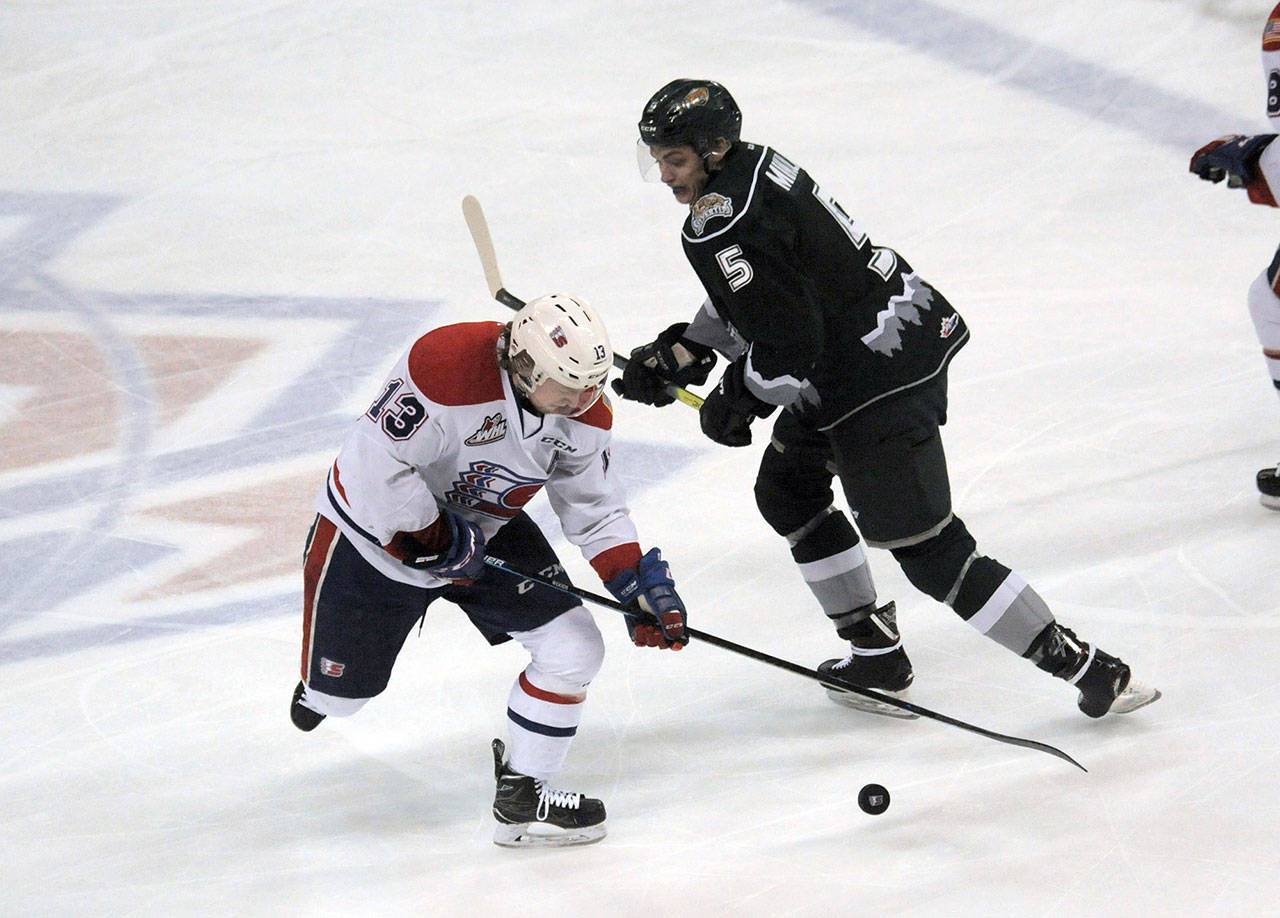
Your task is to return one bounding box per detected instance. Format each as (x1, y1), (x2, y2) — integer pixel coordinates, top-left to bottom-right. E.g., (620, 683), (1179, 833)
(534, 780), (582, 819)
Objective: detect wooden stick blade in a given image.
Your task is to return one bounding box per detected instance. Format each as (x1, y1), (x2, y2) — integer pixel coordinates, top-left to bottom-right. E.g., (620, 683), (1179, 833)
(461, 195), (505, 299)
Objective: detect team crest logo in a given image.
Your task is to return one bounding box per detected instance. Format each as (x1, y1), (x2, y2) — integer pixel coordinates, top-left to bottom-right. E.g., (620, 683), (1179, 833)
(939, 313), (960, 339)
(682, 86), (709, 108)
(691, 192), (733, 235)
(549, 325), (568, 347)
(465, 413), (507, 446)
(446, 460), (545, 519)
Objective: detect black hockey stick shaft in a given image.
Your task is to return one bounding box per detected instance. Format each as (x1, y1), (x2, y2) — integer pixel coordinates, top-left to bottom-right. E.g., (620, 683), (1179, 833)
(482, 555), (1086, 772)
(461, 195), (704, 410)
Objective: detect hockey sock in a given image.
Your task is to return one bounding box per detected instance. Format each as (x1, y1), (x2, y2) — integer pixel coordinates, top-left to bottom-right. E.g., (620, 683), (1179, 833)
(505, 668), (585, 781)
(948, 557), (1055, 655)
(787, 508), (878, 625)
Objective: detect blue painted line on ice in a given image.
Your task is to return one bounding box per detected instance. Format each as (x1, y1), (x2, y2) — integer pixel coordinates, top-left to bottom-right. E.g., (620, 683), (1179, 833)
(794, 0), (1250, 150)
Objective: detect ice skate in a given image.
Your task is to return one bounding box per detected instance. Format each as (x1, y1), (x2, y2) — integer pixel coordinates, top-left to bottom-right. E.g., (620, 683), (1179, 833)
(1257, 464), (1280, 510)
(1070, 646), (1162, 718)
(290, 681), (325, 732)
(491, 739), (606, 848)
(1031, 624), (1161, 718)
(818, 602), (917, 719)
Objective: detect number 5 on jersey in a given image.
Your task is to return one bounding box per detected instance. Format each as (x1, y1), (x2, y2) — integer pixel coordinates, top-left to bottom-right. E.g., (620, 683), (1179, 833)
(715, 244), (754, 291)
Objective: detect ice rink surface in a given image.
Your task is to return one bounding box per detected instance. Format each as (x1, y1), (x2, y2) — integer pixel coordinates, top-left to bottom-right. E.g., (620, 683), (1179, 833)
(3, 0), (1278, 914)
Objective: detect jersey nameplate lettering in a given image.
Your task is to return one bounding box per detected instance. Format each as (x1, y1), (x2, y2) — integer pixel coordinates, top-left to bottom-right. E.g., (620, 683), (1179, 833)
(765, 152), (800, 191)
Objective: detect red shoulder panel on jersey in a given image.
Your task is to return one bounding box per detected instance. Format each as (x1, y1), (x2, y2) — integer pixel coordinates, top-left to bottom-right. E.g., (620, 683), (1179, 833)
(1265, 5), (1280, 51)
(571, 393), (614, 430)
(408, 322), (506, 405)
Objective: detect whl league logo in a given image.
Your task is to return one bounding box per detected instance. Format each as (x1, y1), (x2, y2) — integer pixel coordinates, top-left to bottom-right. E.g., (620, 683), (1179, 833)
(465, 413), (507, 446)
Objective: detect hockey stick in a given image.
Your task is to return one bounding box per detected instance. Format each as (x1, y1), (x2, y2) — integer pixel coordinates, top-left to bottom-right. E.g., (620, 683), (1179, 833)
(461, 195), (705, 410)
(482, 554), (1086, 772)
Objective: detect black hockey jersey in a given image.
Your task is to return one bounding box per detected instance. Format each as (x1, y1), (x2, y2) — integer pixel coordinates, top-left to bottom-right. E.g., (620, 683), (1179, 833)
(679, 143), (969, 430)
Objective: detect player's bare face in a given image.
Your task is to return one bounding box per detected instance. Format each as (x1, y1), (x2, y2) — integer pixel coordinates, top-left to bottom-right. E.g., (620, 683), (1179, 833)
(651, 145), (710, 204)
(528, 378), (604, 416)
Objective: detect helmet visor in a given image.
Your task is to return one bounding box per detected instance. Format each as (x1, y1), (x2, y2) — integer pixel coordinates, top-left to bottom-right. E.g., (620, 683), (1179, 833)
(636, 139), (663, 182)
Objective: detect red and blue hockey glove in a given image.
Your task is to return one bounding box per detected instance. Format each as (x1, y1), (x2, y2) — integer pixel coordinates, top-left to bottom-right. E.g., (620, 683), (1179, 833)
(611, 322), (717, 406)
(699, 358), (777, 447)
(399, 510), (486, 584)
(1190, 133), (1277, 187)
(605, 548), (688, 649)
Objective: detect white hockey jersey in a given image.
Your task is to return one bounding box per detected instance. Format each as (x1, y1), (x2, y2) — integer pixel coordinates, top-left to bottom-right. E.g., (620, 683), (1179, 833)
(315, 321), (640, 588)
(1250, 3), (1280, 205)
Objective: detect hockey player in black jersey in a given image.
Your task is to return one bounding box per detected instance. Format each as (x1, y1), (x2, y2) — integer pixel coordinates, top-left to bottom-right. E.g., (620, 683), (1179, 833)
(614, 78), (1160, 718)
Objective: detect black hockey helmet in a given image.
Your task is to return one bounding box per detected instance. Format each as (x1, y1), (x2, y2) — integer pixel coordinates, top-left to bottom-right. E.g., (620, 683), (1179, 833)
(638, 79), (742, 157)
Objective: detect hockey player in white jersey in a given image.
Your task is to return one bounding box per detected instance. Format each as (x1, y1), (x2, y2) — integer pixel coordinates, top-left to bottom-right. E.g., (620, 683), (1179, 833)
(1191, 1), (1280, 509)
(292, 294), (688, 847)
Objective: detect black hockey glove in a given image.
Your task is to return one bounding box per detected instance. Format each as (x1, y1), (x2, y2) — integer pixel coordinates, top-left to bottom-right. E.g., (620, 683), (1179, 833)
(699, 358), (777, 447)
(611, 322), (716, 406)
(604, 548), (687, 649)
(1190, 134), (1277, 187)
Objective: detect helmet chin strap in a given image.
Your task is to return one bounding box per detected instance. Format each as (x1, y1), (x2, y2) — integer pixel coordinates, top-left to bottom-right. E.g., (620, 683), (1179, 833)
(509, 369), (544, 417)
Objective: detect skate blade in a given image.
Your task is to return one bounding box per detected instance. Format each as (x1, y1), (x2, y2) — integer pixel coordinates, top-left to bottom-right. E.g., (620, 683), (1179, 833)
(823, 685), (919, 719)
(493, 820), (607, 848)
(1260, 494), (1280, 511)
(1107, 683), (1161, 715)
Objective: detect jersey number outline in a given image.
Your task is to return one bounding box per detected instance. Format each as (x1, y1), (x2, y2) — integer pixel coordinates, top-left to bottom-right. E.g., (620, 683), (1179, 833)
(812, 184), (897, 281)
(715, 244), (754, 291)
(366, 378), (428, 440)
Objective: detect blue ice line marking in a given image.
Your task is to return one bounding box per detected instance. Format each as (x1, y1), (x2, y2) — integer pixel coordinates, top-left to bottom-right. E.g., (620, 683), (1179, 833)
(793, 0), (1248, 150)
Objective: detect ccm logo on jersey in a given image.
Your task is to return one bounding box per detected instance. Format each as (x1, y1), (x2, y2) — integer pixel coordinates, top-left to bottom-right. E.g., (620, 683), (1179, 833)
(691, 193), (733, 235)
(540, 435), (577, 452)
(465, 413), (507, 446)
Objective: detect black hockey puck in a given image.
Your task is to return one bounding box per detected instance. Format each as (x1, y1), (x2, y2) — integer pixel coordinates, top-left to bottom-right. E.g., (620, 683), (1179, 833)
(858, 783), (890, 815)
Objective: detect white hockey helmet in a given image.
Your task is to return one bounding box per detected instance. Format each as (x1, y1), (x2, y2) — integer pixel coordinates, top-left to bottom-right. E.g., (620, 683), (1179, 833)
(507, 294), (611, 415)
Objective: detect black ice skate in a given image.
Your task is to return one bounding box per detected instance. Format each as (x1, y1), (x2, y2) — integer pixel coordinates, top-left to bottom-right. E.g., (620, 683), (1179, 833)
(818, 601), (917, 720)
(1070, 646), (1162, 718)
(1257, 464), (1280, 510)
(1030, 624), (1161, 718)
(290, 681), (325, 732)
(491, 739), (606, 848)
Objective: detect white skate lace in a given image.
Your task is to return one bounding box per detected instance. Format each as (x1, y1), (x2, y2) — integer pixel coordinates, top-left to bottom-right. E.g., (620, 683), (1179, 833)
(534, 781), (582, 820)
